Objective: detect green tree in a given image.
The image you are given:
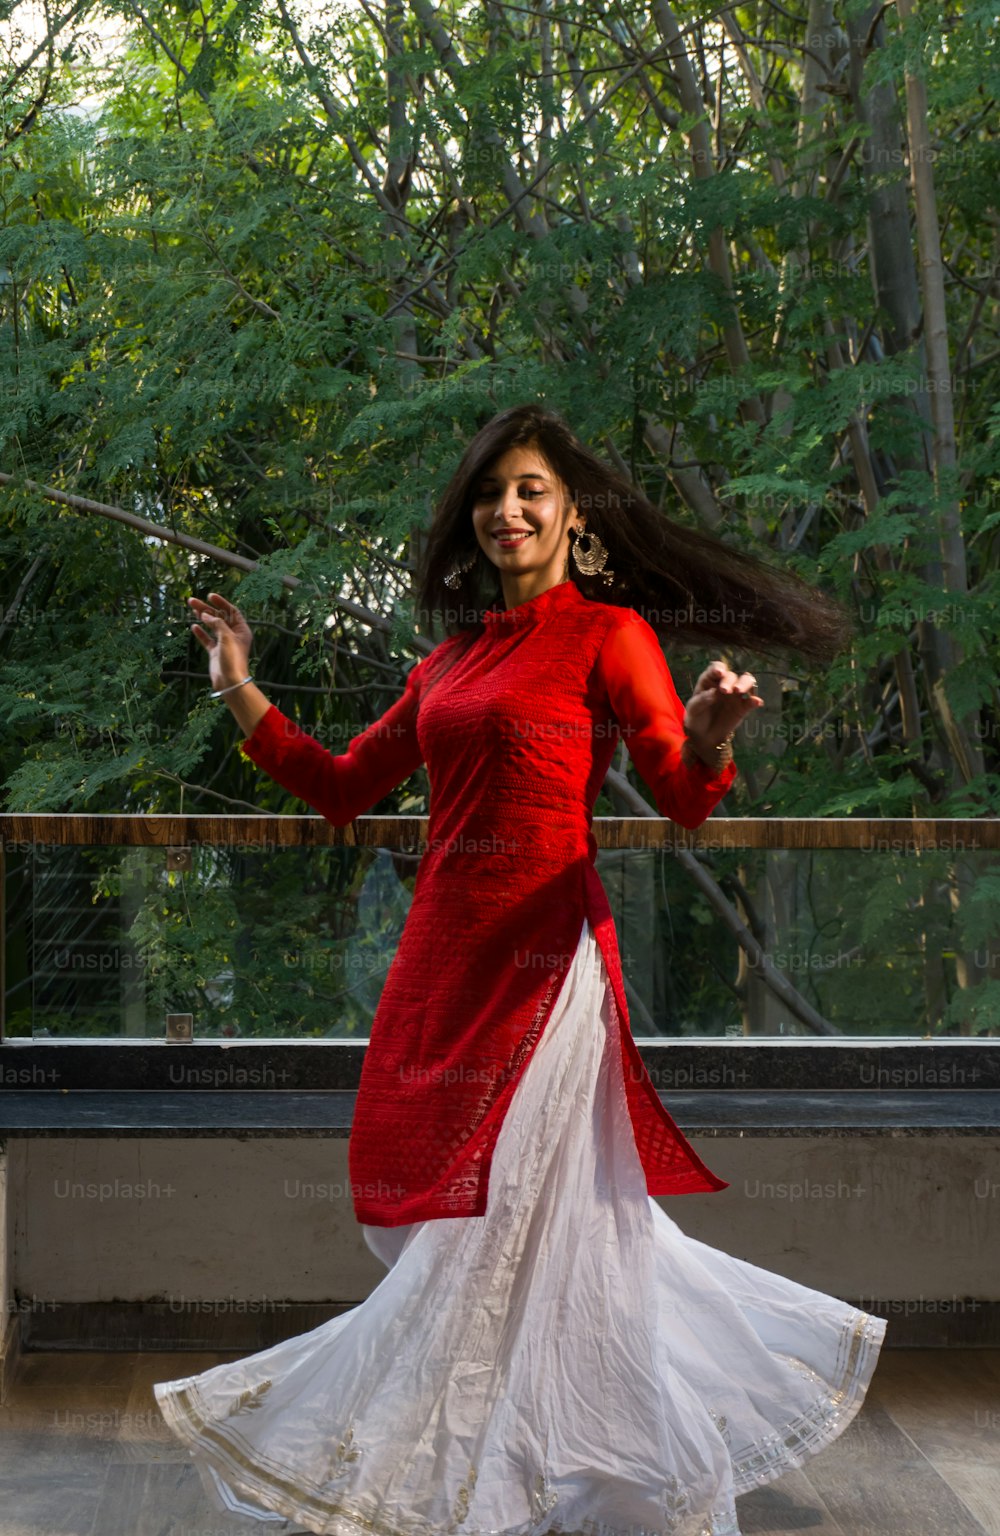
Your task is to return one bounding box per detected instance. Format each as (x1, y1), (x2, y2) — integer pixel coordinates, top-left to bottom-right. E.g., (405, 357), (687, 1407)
(1, 0), (997, 1037)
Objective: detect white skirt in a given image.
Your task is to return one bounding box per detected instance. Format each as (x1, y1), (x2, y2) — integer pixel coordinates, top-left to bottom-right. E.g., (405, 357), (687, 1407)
(154, 916), (886, 1536)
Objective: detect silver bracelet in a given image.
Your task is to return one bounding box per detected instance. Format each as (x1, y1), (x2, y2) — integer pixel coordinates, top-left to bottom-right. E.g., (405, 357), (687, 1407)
(210, 675), (254, 699)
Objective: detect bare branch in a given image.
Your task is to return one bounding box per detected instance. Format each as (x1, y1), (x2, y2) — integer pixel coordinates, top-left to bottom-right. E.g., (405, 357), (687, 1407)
(604, 765), (840, 1035)
(0, 471), (437, 652)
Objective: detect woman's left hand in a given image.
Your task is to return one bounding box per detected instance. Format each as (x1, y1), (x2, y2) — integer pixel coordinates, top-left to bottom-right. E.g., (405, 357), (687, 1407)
(683, 660), (764, 750)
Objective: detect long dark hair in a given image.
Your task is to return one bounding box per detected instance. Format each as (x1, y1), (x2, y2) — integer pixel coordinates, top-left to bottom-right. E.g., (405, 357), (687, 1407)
(413, 403), (854, 664)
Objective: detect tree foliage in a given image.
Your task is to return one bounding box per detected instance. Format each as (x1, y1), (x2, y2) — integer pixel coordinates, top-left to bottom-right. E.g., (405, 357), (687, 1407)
(1, 0), (998, 1036)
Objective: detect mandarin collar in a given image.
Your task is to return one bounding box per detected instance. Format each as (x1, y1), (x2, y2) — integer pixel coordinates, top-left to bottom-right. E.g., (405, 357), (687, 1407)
(481, 578), (584, 629)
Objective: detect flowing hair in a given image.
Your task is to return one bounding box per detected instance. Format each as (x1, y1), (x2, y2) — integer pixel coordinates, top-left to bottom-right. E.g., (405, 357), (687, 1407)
(413, 402), (854, 665)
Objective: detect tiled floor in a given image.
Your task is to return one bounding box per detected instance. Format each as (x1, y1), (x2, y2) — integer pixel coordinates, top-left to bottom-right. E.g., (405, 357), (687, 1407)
(0, 1347), (998, 1535)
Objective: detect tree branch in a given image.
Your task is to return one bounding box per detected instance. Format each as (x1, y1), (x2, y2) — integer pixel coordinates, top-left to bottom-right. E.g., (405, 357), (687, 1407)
(0, 471), (436, 653)
(603, 764), (841, 1035)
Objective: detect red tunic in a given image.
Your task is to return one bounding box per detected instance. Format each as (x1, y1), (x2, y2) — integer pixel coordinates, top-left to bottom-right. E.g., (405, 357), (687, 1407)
(242, 577), (738, 1226)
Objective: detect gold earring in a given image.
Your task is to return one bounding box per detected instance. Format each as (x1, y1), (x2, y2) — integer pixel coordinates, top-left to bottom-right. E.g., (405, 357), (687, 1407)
(570, 523), (614, 585)
(444, 549), (477, 589)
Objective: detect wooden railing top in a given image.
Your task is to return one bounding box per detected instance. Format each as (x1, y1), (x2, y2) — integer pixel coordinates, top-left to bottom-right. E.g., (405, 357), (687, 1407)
(1, 814), (998, 850)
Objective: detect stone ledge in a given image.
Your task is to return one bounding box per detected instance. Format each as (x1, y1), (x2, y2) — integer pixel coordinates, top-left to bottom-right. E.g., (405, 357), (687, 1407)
(1, 1038), (997, 1091)
(1, 1088), (998, 1136)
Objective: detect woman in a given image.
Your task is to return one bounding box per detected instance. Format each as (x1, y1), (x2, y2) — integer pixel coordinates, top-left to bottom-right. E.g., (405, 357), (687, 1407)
(154, 404), (886, 1536)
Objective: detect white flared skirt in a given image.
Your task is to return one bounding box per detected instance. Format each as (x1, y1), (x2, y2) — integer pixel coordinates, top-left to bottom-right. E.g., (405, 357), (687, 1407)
(153, 916), (886, 1536)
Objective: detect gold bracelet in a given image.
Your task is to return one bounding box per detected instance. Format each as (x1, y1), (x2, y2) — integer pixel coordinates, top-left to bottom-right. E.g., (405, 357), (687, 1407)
(682, 723), (734, 771)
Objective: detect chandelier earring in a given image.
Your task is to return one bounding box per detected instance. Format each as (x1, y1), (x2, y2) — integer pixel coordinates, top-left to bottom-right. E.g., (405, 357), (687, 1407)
(569, 522), (614, 587)
(443, 548), (478, 589)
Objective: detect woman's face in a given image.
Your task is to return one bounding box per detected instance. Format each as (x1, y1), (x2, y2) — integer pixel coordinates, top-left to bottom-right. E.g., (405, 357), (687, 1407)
(470, 444), (582, 593)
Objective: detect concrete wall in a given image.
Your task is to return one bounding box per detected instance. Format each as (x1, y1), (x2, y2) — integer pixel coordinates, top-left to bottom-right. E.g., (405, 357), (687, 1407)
(0, 1146), (12, 1387)
(4, 1134), (999, 1314)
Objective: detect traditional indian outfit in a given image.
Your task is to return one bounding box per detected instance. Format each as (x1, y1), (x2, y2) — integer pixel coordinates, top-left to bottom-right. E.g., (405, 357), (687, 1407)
(154, 576), (886, 1536)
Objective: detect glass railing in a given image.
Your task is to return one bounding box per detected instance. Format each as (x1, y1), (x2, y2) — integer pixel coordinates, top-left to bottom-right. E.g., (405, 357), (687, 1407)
(2, 816), (999, 1041)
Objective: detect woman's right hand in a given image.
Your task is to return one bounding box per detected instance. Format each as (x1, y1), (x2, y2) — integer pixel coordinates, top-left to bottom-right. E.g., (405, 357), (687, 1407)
(189, 592), (253, 692)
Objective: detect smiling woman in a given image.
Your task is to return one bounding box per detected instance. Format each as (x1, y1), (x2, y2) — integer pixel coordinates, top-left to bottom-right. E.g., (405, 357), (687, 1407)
(418, 402), (855, 664)
(153, 402), (884, 1536)
(470, 447), (585, 607)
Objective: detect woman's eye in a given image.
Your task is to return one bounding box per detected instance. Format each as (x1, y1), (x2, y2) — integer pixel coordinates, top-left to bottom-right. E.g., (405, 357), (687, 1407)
(475, 487), (544, 500)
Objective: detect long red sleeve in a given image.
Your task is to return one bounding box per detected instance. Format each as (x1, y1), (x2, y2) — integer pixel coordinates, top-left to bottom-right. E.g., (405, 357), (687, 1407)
(597, 610), (737, 830)
(241, 657), (426, 825)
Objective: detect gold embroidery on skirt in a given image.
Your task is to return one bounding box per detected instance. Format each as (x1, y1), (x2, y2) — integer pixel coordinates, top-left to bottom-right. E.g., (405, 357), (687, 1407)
(660, 1469), (696, 1525)
(159, 1305), (880, 1534)
(529, 1469), (558, 1522)
(229, 1377), (273, 1415)
(325, 1422), (361, 1481)
(446, 1463), (477, 1531)
(708, 1407), (731, 1446)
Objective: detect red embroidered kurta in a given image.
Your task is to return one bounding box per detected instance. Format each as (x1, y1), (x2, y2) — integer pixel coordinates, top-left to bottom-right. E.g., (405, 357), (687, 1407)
(242, 577), (738, 1226)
